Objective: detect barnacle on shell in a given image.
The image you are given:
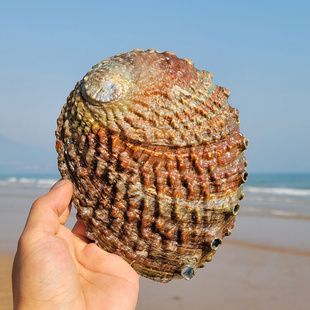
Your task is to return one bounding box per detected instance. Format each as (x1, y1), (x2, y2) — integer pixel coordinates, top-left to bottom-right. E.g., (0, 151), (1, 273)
(55, 48), (248, 283)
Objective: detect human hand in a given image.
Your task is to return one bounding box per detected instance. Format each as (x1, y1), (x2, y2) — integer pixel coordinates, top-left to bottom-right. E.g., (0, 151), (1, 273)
(12, 179), (139, 310)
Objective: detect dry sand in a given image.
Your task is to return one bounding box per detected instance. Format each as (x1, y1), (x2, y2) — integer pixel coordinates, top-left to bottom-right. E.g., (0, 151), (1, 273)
(137, 239), (310, 310)
(0, 254), (13, 310)
(1, 188), (310, 309)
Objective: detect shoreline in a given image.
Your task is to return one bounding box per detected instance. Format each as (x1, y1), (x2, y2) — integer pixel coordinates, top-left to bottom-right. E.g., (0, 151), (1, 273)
(1, 187), (309, 309)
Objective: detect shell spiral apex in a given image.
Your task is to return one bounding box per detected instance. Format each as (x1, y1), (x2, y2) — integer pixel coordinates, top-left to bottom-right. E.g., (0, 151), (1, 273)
(55, 49), (248, 283)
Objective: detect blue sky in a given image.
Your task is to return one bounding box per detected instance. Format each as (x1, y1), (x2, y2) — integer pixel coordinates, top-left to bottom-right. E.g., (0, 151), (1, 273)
(0, 0), (309, 173)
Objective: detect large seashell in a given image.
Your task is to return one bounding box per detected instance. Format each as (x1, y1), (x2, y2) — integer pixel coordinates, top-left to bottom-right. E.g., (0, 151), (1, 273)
(55, 49), (248, 283)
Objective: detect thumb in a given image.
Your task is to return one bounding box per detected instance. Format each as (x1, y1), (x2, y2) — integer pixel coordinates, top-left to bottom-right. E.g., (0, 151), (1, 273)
(23, 179), (73, 237)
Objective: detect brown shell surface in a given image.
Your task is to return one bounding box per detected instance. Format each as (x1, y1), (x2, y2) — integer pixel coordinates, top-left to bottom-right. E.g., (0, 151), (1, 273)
(55, 49), (248, 283)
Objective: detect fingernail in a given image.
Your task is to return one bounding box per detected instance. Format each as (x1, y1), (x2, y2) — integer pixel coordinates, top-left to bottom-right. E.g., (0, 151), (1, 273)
(50, 179), (66, 191)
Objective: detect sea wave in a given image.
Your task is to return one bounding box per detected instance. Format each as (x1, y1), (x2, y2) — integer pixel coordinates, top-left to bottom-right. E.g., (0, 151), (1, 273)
(245, 186), (310, 197)
(1, 177), (310, 197)
(243, 206), (300, 218)
(0, 177), (58, 188)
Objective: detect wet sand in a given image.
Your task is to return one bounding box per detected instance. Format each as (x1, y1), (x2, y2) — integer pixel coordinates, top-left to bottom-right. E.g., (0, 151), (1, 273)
(1, 188), (310, 309)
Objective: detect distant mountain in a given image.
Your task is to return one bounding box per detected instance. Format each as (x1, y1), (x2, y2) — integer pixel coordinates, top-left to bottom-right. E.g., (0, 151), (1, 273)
(0, 134), (58, 174)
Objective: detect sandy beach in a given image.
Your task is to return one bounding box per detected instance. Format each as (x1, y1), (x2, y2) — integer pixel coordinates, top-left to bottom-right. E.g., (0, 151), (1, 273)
(1, 186), (310, 310)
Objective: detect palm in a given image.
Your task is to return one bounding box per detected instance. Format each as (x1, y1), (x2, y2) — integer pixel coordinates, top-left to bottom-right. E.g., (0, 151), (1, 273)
(57, 222), (139, 310)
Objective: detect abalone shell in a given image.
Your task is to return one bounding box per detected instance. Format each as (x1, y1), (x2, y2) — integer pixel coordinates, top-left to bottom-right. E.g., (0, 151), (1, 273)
(55, 49), (248, 283)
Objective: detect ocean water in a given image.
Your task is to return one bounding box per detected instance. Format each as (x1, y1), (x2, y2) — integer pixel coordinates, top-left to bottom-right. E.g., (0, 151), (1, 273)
(0, 172), (309, 218)
(0, 173), (60, 189)
(242, 173), (310, 219)
(245, 173), (310, 195)
(1, 172), (309, 194)
(0, 172), (309, 253)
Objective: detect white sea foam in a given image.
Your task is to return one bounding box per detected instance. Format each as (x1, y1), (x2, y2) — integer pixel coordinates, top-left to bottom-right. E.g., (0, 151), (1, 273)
(0, 177), (58, 188)
(270, 210), (298, 217)
(245, 186), (310, 197)
(0, 177), (18, 186)
(7, 177), (18, 183)
(244, 206), (299, 218)
(37, 179), (58, 188)
(19, 178), (36, 184)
